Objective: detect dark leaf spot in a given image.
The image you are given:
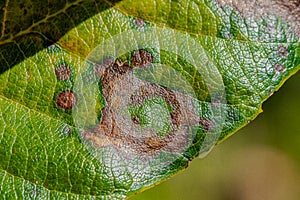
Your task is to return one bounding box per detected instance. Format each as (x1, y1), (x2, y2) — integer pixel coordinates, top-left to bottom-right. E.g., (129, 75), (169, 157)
(278, 45), (289, 58)
(56, 90), (77, 110)
(199, 118), (214, 132)
(55, 65), (72, 81)
(131, 49), (153, 68)
(274, 63), (285, 73)
(131, 115), (140, 124)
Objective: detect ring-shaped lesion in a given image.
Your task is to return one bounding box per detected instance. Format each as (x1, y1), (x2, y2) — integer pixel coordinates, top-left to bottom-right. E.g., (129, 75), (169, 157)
(82, 50), (202, 157)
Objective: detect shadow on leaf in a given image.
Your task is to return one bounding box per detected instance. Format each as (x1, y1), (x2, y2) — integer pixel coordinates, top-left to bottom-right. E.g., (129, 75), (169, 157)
(0, 0), (121, 74)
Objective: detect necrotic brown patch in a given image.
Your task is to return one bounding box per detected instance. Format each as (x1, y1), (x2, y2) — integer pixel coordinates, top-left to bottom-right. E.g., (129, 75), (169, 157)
(56, 90), (77, 110)
(131, 49), (153, 68)
(55, 65), (72, 81)
(83, 51), (201, 158)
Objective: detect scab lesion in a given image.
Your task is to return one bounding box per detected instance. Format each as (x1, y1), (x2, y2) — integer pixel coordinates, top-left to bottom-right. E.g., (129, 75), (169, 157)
(82, 49), (207, 158)
(56, 90), (77, 110)
(55, 64), (72, 81)
(131, 49), (154, 68)
(94, 57), (132, 89)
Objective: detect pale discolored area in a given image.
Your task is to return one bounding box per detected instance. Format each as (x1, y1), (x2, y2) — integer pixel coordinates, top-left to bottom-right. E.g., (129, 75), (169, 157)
(217, 0), (300, 37)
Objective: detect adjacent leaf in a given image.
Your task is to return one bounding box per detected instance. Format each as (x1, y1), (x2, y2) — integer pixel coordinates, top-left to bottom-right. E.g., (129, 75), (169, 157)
(0, 0), (120, 73)
(0, 0), (299, 199)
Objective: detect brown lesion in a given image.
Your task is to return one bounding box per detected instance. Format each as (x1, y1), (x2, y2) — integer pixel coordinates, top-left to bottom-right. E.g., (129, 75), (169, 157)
(82, 50), (205, 157)
(131, 49), (153, 68)
(55, 64), (72, 81)
(131, 115), (140, 125)
(56, 90), (77, 110)
(199, 118), (214, 132)
(82, 106), (172, 155)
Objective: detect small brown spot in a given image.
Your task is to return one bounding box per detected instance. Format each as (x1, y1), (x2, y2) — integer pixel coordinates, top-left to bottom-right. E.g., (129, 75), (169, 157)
(274, 63), (285, 73)
(133, 18), (146, 28)
(278, 46), (289, 58)
(199, 118), (214, 132)
(131, 49), (153, 68)
(131, 115), (140, 124)
(55, 65), (72, 81)
(56, 90), (77, 110)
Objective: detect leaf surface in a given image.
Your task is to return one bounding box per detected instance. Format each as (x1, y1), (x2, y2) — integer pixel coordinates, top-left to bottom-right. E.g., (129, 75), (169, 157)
(0, 0), (299, 199)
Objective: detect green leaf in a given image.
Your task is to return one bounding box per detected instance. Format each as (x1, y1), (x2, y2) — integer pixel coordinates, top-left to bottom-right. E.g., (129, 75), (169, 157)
(0, 0), (299, 199)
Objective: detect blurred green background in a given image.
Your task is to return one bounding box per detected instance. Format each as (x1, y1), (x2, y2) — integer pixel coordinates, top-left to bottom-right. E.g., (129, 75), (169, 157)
(130, 72), (300, 200)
